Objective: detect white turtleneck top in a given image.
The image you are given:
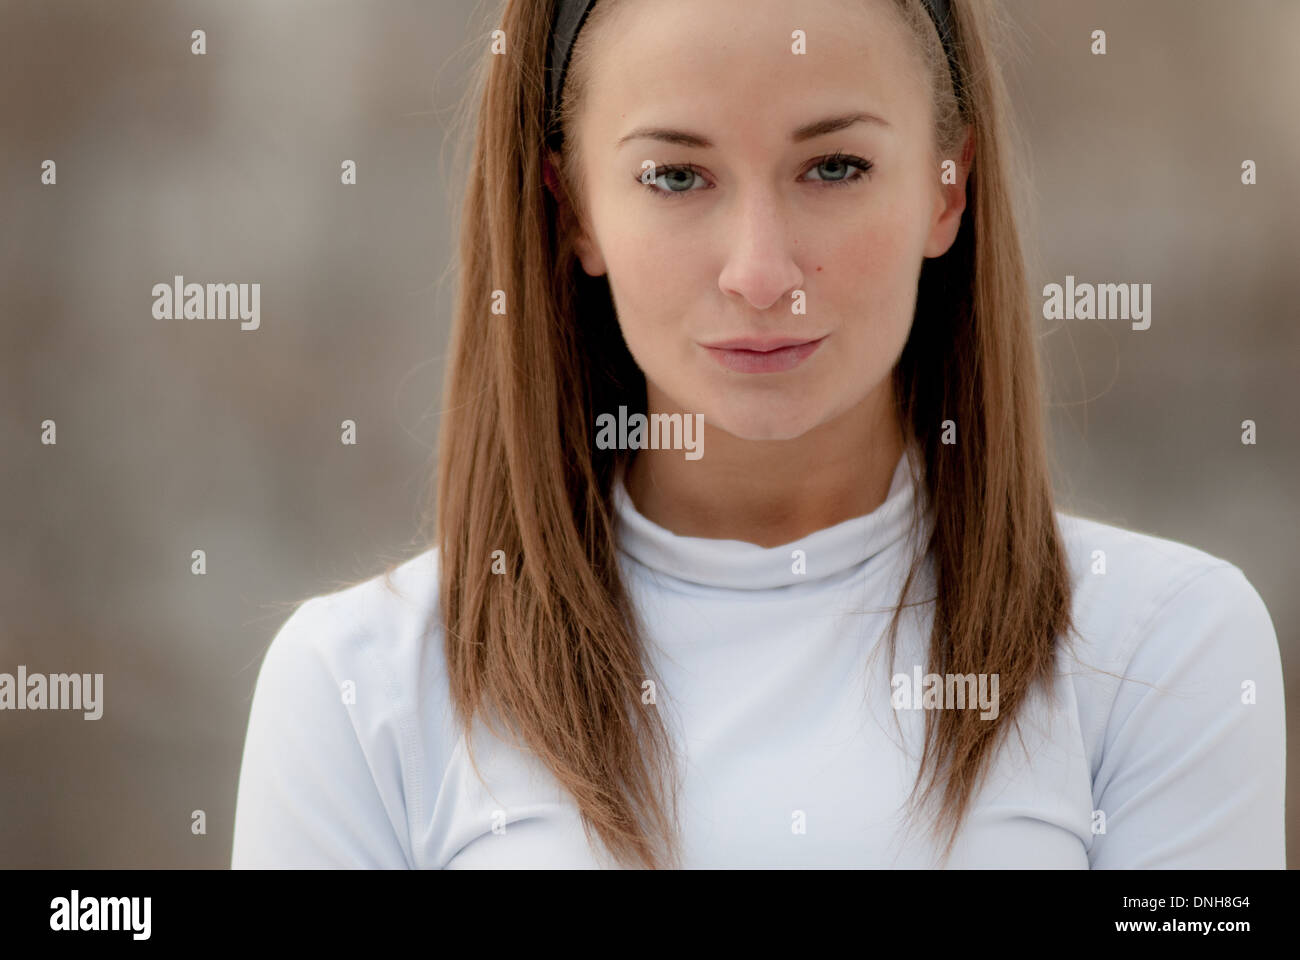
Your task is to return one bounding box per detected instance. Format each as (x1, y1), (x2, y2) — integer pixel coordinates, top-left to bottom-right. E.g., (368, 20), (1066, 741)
(231, 449), (1285, 868)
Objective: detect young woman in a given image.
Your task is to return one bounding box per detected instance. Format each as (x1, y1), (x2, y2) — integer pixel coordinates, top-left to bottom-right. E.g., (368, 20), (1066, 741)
(231, 0), (1285, 868)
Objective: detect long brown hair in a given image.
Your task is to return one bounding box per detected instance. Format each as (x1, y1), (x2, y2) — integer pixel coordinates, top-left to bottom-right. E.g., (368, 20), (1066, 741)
(426, 0), (1078, 868)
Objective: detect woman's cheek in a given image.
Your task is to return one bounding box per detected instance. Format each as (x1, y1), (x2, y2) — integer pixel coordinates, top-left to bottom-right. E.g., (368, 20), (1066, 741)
(851, 220), (920, 313)
(605, 276), (682, 387)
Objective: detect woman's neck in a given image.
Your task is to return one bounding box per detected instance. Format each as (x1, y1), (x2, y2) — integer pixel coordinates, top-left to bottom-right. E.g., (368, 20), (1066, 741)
(622, 381), (906, 548)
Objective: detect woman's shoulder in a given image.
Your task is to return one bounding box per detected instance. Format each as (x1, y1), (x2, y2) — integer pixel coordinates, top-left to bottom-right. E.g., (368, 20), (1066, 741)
(1056, 508), (1245, 586)
(274, 546), (446, 675)
(1048, 511), (1285, 867)
(232, 546), (449, 868)
(255, 547), (450, 718)
(1052, 509), (1276, 664)
(255, 544), (452, 750)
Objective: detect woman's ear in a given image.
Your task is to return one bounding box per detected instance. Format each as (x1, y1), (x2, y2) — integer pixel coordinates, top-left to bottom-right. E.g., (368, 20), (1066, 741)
(541, 149), (565, 200)
(923, 125), (974, 259)
(543, 150), (607, 277)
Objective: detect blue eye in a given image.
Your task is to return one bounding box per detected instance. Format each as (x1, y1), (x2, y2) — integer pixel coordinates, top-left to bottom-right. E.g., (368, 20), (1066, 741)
(637, 151), (874, 201)
(801, 152), (874, 184)
(641, 164), (707, 197)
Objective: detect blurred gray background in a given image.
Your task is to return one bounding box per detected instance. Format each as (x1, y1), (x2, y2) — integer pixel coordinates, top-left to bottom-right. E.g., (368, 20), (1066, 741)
(0, 0), (1295, 868)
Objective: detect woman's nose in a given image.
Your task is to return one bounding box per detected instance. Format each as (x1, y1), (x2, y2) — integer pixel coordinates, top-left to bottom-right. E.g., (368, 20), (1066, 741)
(716, 189), (804, 312)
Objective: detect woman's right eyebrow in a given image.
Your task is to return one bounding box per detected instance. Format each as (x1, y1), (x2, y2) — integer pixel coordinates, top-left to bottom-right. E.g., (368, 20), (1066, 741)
(615, 111), (892, 150)
(616, 126), (712, 149)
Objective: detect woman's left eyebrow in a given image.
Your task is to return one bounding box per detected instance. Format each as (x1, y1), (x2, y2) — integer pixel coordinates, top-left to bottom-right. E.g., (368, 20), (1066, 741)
(791, 111), (891, 141)
(615, 111), (892, 149)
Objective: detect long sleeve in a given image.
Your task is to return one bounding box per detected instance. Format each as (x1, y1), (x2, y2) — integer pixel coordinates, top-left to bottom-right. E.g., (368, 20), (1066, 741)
(1087, 562), (1286, 868)
(231, 597), (415, 868)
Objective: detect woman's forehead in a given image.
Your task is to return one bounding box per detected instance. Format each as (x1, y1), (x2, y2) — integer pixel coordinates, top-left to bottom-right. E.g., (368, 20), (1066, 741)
(577, 0), (925, 141)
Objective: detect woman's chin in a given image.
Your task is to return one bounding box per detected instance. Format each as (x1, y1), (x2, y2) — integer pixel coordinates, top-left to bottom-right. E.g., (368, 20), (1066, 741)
(704, 408), (821, 443)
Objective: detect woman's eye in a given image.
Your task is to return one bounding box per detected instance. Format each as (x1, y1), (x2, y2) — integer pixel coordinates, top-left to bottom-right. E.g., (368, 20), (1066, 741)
(637, 153), (873, 200)
(642, 165), (707, 198)
(801, 154), (874, 185)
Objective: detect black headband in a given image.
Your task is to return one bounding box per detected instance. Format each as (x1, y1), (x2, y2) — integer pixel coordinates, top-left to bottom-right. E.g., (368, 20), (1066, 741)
(544, 0), (962, 146)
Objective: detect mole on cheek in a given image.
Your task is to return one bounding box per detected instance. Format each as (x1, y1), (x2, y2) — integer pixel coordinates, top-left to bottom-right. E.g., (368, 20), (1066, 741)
(816, 266), (823, 272)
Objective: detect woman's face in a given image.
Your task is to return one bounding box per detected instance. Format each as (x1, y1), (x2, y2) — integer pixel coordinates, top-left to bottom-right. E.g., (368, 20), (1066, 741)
(565, 0), (967, 442)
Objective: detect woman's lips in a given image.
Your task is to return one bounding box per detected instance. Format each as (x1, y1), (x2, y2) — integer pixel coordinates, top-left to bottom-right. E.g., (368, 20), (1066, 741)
(700, 335), (827, 374)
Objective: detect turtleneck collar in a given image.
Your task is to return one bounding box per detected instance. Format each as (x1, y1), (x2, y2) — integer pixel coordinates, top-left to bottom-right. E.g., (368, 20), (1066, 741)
(613, 444), (928, 590)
